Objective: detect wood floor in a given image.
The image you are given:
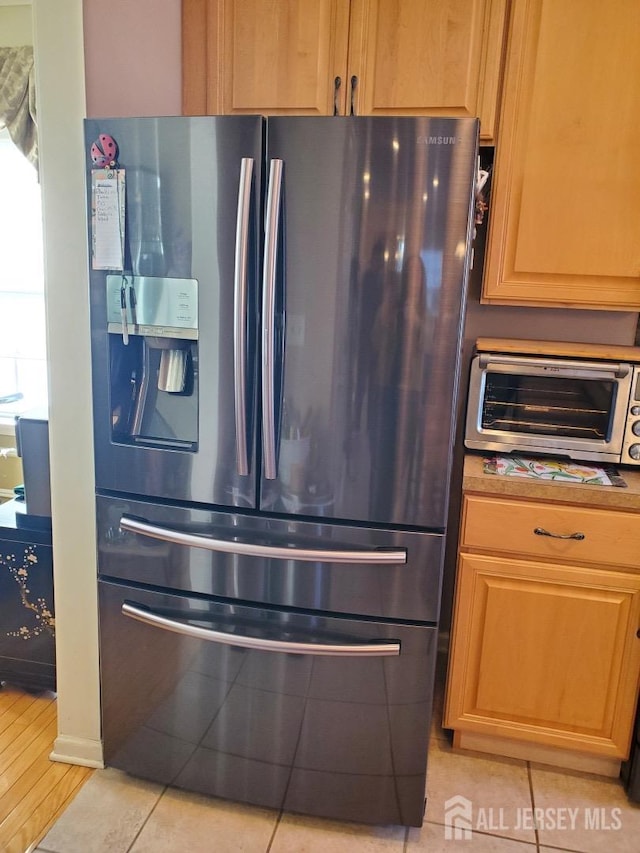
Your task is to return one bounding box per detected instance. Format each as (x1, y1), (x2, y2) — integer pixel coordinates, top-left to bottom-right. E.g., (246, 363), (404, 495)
(0, 685), (92, 853)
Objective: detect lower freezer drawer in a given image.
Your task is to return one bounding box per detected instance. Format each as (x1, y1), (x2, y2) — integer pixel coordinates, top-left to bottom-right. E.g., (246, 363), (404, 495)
(99, 579), (436, 827)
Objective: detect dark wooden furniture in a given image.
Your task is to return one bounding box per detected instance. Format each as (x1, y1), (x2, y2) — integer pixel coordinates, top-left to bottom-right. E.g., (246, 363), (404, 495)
(0, 499), (55, 691)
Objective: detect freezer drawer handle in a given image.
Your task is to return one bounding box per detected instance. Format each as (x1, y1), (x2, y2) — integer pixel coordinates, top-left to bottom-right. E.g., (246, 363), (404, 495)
(121, 601), (401, 657)
(262, 158), (283, 480)
(233, 156), (254, 477)
(119, 515), (407, 564)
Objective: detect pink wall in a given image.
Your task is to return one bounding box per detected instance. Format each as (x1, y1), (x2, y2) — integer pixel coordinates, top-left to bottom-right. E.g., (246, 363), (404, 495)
(83, 0), (181, 117)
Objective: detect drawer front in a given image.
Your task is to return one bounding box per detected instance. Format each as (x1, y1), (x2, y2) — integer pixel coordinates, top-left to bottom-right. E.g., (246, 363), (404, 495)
(97, 495), (444, 623)
(99, 579), (435, 826)
(462, 495), (640, 569)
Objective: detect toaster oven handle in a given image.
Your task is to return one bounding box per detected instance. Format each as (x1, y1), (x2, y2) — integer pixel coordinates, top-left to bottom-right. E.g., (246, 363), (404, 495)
(478, 354), (629, 379)
(534, 527), (585, 541)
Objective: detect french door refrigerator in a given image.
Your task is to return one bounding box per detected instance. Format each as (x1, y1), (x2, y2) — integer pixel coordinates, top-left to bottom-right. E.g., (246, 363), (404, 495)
(85, 115), (478, 827)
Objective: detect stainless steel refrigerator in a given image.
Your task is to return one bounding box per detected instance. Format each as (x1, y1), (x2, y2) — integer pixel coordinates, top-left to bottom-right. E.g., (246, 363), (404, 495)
(85, 115), (478, 827)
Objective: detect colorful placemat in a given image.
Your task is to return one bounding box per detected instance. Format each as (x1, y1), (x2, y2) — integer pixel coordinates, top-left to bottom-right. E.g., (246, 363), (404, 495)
(483, 455), (627, 487)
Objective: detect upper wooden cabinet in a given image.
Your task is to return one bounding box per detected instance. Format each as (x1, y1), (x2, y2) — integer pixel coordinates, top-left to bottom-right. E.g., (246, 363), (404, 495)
(182, 0), (509, 142)
(183, 0), (351, 117)
(482, 0), (640, 309)
(347, 0), (507, 136)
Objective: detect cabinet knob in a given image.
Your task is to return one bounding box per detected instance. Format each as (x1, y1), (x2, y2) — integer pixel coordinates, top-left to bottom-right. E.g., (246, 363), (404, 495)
(533, 527), (585, 541)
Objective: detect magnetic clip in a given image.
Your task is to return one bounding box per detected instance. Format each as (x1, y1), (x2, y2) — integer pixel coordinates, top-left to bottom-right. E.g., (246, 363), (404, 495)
(90, 133), (119, 169)
(120, 277), (129, 345)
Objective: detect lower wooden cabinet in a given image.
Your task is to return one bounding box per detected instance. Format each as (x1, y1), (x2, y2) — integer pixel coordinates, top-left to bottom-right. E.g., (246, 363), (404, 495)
(445, 493), (640, 766)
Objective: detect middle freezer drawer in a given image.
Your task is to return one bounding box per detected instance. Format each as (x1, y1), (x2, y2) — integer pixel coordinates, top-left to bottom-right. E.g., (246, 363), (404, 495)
(97, 495), (444, 622)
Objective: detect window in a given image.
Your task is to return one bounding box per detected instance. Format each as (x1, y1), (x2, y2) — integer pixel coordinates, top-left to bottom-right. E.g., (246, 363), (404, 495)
(0, 126), (47, 419)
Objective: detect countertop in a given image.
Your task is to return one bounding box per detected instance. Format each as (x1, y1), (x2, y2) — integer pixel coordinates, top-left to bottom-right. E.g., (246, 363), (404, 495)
(463, 453), (640, 512)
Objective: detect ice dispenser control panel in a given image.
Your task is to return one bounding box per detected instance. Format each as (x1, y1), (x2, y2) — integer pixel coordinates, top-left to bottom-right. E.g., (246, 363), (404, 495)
(105, 275), (199, 450)
(106, 275), (198, 340)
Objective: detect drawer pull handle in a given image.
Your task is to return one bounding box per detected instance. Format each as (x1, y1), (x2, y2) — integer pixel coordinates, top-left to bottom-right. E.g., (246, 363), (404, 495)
(122, 602), (401, 657)
(120, 515), (407, 564)
(533, 527), (585, 541)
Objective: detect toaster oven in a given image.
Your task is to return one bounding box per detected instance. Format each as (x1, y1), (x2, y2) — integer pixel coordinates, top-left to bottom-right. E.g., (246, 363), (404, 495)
(465, 341), (640, 466)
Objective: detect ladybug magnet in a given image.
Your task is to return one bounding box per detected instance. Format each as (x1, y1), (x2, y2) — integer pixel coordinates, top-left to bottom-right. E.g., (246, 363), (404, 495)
(91, 133), (119, 168)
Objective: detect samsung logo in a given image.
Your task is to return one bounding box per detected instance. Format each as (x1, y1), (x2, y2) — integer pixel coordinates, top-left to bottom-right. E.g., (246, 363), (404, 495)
(417, 135), (462, 145)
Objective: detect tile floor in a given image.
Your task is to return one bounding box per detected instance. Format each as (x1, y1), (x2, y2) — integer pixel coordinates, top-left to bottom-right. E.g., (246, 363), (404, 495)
(33, 656), (640, 853)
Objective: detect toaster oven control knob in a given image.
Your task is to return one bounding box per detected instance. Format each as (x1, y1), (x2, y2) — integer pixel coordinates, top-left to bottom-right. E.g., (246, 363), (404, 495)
(629, 444), (640, 461)
(631, 405), (640, 416)
(633, 421), (640, 436)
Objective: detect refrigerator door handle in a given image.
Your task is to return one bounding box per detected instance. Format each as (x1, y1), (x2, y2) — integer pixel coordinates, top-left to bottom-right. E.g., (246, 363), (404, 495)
(119, 514), (407, 564)
(262, 158), (284, 480)
(233, 157), (254, 476)
(122, 601), (401, 656)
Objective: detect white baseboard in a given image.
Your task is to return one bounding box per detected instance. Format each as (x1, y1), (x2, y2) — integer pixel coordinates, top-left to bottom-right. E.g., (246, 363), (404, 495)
(50, 735), (104, 768)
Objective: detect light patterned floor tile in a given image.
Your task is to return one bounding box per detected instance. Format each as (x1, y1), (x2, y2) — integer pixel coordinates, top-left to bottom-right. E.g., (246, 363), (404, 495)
(531, 763), (640, 853)
(34, 731), (640, 853)
(129, 787), (278, 852)
(424, 736), (536, 844)
(270, 812), (406, 852)
(35, 767), (162, 853)
(408, 820), (538, 851)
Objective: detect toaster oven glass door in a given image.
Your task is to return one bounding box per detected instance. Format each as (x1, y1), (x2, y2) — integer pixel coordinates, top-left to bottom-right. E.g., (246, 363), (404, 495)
(482, 372), (616, 440)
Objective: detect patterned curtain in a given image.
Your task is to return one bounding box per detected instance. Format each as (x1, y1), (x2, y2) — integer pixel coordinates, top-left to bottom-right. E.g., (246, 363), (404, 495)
(0, 46), (37, 168)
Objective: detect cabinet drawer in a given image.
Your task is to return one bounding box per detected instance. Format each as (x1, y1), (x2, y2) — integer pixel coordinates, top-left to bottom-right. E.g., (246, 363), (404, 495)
(461, 495), (640, 569)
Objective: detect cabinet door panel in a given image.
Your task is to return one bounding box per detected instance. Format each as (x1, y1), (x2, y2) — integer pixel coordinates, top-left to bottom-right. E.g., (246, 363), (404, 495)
(348, 0), (507, 140)
(483, 0), (640, 308)
(445, 553), (640, 757)
(183, 0), (508, 130)
(183, 0), (350, 115)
